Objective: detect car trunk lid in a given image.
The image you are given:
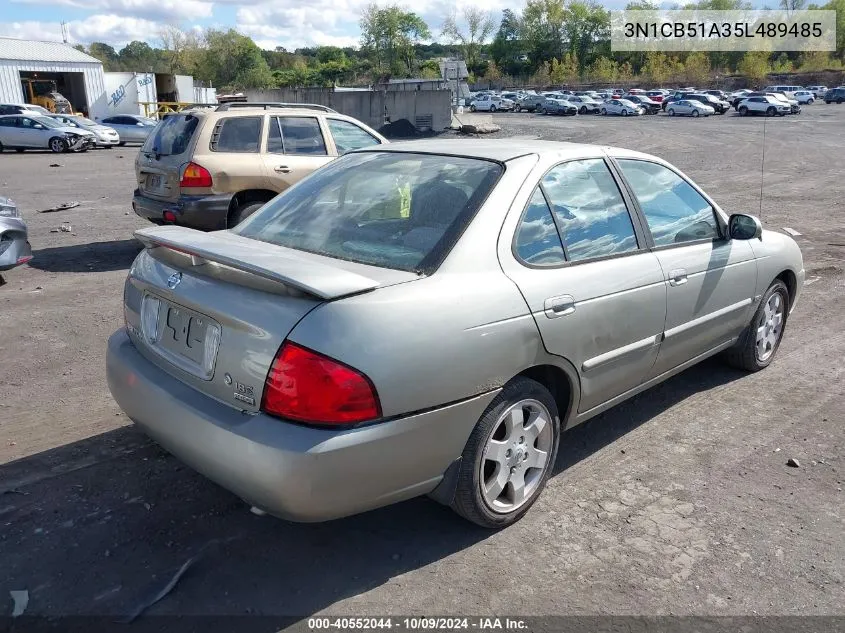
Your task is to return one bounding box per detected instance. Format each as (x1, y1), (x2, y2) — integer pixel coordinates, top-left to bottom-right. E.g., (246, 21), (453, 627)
(124, 225), (418, 412)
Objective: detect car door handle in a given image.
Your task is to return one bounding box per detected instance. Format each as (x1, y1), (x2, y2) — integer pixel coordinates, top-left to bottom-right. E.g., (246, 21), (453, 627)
(274, 166), (291, 173)
(544, 295), (576, 319)
(668, 268), (688, 286)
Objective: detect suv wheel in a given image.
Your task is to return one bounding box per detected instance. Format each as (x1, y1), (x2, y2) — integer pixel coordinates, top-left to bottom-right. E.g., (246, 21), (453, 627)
(739, 106), (748, 116)
(49, 137), (68, 153)
(229, 201), (265, 227)
(451, 376), (560, 528)
(766, 106), (776, 116)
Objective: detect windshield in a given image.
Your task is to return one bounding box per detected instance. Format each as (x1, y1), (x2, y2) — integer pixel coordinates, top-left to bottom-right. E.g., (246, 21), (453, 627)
(32, 116), (62, 129)
(142, 114), (199, 156)
(234, 152), (503, 274)
(74, 117), (97, 126)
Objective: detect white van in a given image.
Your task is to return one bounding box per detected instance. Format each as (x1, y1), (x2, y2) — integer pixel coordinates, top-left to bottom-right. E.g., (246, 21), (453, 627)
(764, 85), (803, 97)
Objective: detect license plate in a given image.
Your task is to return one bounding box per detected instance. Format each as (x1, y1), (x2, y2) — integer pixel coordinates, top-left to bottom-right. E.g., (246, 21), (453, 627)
(148, 298), (221, 379)
(147, 174), (162, 190)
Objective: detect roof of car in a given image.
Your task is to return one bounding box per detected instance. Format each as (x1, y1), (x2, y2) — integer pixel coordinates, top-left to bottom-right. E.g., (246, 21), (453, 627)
(364, 139), (656, 162)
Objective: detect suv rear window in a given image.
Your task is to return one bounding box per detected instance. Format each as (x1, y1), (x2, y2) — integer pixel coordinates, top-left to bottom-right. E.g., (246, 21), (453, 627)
(143, 114), (199, 156)
(233, 152), (502, 273)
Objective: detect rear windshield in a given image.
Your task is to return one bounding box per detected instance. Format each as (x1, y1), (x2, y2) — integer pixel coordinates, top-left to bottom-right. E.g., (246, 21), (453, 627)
(143, 114), (199, 156)
(233, 152), (502, 274)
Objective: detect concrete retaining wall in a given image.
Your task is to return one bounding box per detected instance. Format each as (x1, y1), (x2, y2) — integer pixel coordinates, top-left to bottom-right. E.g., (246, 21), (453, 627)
(243, 88), (452, 133)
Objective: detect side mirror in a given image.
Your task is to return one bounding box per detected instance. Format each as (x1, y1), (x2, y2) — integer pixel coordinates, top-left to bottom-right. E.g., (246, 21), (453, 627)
(136, 122), (144, 127)
(34, 124), (44, 130)
(728, 214), (763, 240)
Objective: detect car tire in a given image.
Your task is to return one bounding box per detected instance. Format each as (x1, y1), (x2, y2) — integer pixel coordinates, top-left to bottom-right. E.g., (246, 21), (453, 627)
(15, 148), (24, 153)
(579, 106), (587, 114)
(118, 141), (126, 146)
(600, 108), (607, 115)
(724, 279), (789, 372)
(0, 141), (3, 153)
(837, 98), (844, 104)
(450, 376), (561, 529)
(228, 201), (265, 227)
(490, 105), (497, 113)
(668, 108), (675, 116)
(49, 137), (68, 153)
(808, 99), (814, 104)
(621, 109), (629, 116)
(739, 106), (748, 116)
(766, 106), (776, 116)
(692, 110), (700, 117)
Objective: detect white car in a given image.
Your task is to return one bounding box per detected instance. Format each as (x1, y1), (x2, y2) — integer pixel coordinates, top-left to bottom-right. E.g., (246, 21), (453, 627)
(600, 99), (644, 116)
(792, 90), (816, 104)
(567, 96), (602, 114)
(49, 114), (121, 147)
(807, 85), (828, 98)
(469, 95), (513, 112)
(666, 100), (715, 117)
(737, 96), (791, 117)
(0, 113), (96, 152)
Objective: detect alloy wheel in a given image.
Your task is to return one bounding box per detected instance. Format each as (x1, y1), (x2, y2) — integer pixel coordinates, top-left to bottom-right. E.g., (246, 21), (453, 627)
(479, 399), (554, 513)
(756, 293), (784, 362)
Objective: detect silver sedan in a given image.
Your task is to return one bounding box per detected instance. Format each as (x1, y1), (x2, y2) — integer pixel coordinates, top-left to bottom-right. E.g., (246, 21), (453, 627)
(97, 114), (157, 144)
(0, 197), (32, 272)
(107, 140), (804, 528)
(667, 100), (715, 117)
(600, 99), (644, 116)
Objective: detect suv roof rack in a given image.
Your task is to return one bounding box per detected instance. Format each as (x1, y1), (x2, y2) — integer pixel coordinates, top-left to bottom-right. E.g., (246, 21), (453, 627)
(215, 102), (337, 113)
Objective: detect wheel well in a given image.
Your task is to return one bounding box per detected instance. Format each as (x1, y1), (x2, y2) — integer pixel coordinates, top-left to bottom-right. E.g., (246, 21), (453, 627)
(516, 365), (574, 424)
(227, 189), (277, 223)
(776, 270), (797, 309)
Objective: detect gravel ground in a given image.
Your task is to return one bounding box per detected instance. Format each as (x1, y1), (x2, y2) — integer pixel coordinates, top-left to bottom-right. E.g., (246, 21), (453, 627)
(0, 106), (843, 624)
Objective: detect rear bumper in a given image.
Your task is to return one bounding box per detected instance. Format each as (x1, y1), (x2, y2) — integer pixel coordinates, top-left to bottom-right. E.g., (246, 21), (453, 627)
(106, 329), (495, 522)
(0, 218), (31, 271)
(133, 189), (234, 231)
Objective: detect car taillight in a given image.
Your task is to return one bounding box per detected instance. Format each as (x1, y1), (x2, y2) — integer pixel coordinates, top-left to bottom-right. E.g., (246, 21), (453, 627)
(180, 162), (212, 188)
(262, 342), (381, 425)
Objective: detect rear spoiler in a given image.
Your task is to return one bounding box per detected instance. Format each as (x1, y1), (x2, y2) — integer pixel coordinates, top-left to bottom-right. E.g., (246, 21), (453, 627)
(134, 225), (381, 300)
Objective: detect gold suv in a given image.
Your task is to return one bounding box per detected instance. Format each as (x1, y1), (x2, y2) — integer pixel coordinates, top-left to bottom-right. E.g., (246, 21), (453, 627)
(132, 103), (388, 230)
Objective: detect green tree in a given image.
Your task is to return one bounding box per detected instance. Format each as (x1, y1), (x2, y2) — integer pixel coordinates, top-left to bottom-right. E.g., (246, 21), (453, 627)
(88, 42), (119, 70)
(201, 29), (274, 90)
(360, 4), (431, 76)
(522, 0), (567, 65)
(737, 51), (771, 84)
(441, 6), (496, 70)
(490, 9), (526, 75)
(682, 51), (711, 84)
(823, 0), (845, 59)
(118, 41), (160, 72)
(587, 56), (619, 81)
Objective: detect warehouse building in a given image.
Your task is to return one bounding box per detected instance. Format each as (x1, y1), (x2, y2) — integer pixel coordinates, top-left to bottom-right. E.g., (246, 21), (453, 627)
(0, 37), (106, 117)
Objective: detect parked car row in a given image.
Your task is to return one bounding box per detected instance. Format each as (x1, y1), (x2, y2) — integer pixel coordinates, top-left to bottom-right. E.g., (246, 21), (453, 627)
(0, 103), (158, 152)
(467, 84), (845, 120)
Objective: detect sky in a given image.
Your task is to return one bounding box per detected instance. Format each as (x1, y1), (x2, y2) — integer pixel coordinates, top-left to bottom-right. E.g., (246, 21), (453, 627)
(0, 0), (635, 52)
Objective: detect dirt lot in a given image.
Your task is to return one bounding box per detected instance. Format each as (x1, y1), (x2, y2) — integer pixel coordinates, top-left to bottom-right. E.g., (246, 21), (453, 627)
(1, 106), (843, 623)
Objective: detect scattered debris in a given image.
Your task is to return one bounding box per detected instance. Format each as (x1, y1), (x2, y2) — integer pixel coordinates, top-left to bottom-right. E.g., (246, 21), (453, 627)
(48, 163), (62, 168)
(774, 447), (781, 452)
(250, 506), (267, 517)
(787, 458), (800, 468)
(124, 552), (202, 622)
(39, 201), (80, 214)
(459, 123), (501, 135)
(782, 227), (802, 237)
(2, 488), (28, 496)
(34, 286), (42, 290)
(123, 537), (240, 623)
(59, 223), (72, 232)
(9, 590), (28, 617)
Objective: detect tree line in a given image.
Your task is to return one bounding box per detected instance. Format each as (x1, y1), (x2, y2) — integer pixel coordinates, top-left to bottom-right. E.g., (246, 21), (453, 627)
(76, 0), (845, 92)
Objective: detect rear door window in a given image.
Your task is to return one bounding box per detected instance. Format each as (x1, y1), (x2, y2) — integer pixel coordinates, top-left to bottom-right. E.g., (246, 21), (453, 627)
(326, 119), (380, 154)
(267, 116), (327, 156)
(144, 113), (199, 155)
(541, 159), (639, 262)
(210, 116), (262, 153)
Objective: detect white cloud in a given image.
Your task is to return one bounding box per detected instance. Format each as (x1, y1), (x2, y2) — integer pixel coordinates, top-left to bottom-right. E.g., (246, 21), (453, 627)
(11, 0), (213, 22)
(0, 15), (175, 48)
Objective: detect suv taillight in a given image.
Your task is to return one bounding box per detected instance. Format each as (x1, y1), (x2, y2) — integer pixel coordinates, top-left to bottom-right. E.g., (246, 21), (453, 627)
(262, 342), (381, 425)
(180, 162), (212, 188)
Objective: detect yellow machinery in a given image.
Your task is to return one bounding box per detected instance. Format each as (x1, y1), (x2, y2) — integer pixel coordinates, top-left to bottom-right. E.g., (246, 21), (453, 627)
(21, 79), (74, 114)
